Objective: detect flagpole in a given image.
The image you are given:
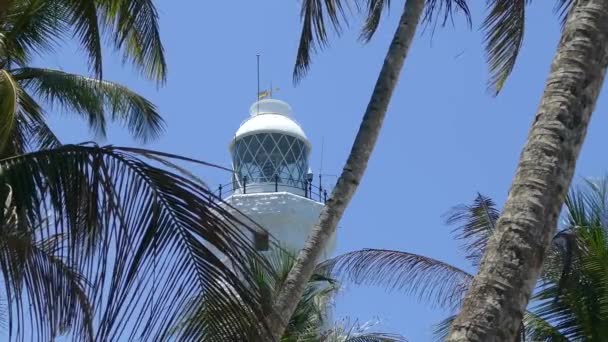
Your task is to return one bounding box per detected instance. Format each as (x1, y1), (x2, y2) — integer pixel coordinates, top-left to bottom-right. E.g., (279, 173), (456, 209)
(256, 54), (260, 114)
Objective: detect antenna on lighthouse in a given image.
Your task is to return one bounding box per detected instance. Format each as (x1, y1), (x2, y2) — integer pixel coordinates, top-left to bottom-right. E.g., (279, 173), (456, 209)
(319, 136), (324, 190)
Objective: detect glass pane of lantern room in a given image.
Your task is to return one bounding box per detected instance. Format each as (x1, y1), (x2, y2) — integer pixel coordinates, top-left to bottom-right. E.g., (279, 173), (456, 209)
(234, 136), (260, 184)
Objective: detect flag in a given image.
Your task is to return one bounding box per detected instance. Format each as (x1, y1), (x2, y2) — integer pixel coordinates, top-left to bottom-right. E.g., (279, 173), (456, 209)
(258, 90), (270, 99)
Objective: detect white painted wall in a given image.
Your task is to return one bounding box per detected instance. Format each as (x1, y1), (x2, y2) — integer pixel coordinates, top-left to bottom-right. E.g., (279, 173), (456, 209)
(221, 192), (336, 260)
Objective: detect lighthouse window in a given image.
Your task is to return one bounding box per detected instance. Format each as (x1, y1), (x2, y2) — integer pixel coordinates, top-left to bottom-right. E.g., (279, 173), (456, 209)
(232, 133), (308, 190)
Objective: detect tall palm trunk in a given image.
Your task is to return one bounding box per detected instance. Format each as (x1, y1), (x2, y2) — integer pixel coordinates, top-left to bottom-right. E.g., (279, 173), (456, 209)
(447, 1), (608, 340)
(0, 0), (13, 18)
(267, 0), (425, 339)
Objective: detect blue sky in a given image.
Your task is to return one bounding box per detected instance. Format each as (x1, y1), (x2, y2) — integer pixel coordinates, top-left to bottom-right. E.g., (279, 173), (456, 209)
(35, 0), (608, 340)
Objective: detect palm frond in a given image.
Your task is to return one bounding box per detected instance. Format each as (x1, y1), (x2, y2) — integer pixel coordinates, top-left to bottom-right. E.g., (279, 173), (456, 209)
(0, 0), (68, 66)
(175, 247), (338, 341)
(423, 0), (471, 30)
(293, 0), (350, 83)
(553, 0), (574, 27)
(320, 249), (472, 311)
(58, 0), (103, 78)
(531, 228), (608, 339)
(15, 89), (61, 151)
(342, 332), (407, 342)
(0, 33), (6, 63)
(3, 113), (28, 159)
(432, 314), (455, 342)
(0, 144), (272, 340)
(0, 76), (61, 158)
(360, 0), (391, 42)
(529, 283), (587, 340)
(293, 0), (471, 83)
(12, 67), (164, 143)
(523, 309), (569, 342)
(482, 0), (528, 95)
(544, 178), (608, 293)
(97, 0), (167, 83)
(0, 185), (93, 341)
(581, 177), (608, 227)
(564, 185), (592, 228)
(444, 193), (499, 267)
(0, 70), (18, 153)
(320, 318), (407, 342)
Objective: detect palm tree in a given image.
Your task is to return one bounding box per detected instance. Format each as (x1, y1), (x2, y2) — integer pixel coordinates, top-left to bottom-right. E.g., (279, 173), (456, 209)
(269, 1), (471, 338)
(319, 177), (608, 341)
(0, 2), (273, 340)
(175, 247), (407, 341)
(447, 0), (608, 337)
(1, 0), (166, 82)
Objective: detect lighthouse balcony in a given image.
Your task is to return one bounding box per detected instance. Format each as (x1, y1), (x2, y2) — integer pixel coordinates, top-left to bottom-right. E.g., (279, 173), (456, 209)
(215, 178), (329, 204)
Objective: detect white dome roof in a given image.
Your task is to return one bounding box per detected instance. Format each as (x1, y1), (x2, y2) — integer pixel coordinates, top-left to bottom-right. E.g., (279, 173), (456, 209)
(231, 99), (310, 149)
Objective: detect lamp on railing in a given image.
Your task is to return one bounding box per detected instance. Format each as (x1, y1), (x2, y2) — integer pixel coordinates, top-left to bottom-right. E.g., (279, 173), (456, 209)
(318, 173), (323, 202)
(306, 168), (314, 198)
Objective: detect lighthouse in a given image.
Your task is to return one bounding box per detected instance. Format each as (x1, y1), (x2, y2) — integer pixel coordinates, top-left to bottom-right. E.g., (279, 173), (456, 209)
(220, 98), (336, 259)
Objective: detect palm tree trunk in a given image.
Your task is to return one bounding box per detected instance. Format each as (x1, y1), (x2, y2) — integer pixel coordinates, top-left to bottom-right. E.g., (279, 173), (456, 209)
(267, 0), (425, 339)
(0, 0), (13, 18)
(447, 1), (608, 340)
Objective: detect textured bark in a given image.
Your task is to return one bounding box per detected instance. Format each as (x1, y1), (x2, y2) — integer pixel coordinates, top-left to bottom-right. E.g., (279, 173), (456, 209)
(447, 1), (608, 341)
(267, 0), (425, 340)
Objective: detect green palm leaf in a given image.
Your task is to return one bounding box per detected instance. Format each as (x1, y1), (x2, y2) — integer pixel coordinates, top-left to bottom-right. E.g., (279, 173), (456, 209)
(0, 70), (18, 153)
(0, 185), (93, 341)
(0, 144), (271, 340)
(482, 0), (527, 94)
(525, 177), (608, 340)
(554, 0), (574, 26)
(320, 319), (407, 342)
(96, 0), (167, 83)
(57, 0), (102, 78)
(293, 0), (471, 82)
(175, 247), (337, 341)
(0, 0), (68, 66)
(2, 0), (166, 81)
(431, 315), (455, 342)
(15, 89), (61, 151)
(293, 0), (350, 82)
(359, 0), (391, 43)
(0, 76), (61, 158)
(176, 247), (406, 341)
(54, 0), (166, 81)
(320, 249), (473, 311)
(522, 310), (568, 342)
(444, 193), (499, 267)
(12, 67), (164, 143)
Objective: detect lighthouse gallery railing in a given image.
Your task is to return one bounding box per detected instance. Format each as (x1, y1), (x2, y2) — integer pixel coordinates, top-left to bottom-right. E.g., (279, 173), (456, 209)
(215, 176), (329, 204)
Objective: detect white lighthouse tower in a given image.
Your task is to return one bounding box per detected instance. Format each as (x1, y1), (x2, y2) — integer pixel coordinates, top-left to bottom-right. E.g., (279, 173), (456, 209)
(221, 98), (336, 259)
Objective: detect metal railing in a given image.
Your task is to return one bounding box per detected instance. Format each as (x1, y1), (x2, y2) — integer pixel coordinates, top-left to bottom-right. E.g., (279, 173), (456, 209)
(215, 175), (329, 203)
